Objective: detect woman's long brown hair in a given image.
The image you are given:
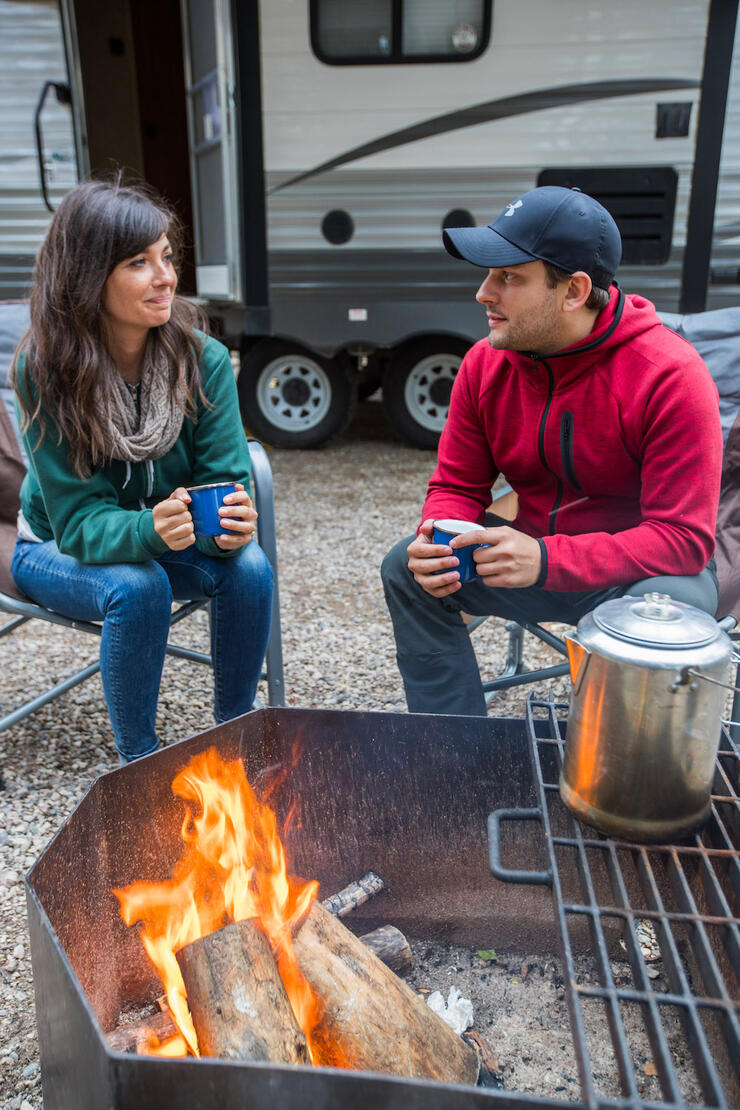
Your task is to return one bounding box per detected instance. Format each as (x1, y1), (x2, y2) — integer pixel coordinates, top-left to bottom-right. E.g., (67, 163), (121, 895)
(11, 177), (209, 477)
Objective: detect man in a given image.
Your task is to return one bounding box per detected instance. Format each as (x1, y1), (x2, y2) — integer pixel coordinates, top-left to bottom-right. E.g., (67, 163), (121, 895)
(381, 186), (723, 716)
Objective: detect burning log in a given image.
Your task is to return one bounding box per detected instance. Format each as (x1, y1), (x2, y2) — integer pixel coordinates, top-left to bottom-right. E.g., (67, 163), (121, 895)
(106, 1009), (177, 1055)
(107, 921), (414, 1056)
(294, 902), (479, 1083)
(463, 1030), (503, 1087)
(176, 919), (309, 1063)
(320, 871), (384, 917)
(358, 924), (413, 974)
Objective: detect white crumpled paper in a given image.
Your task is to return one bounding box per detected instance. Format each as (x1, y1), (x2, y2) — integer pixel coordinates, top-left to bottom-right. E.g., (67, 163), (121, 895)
(426, 986), (474, 1034)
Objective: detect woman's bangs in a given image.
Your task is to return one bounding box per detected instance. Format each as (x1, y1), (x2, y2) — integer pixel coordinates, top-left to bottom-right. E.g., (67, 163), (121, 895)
(112, 196), (170, 264)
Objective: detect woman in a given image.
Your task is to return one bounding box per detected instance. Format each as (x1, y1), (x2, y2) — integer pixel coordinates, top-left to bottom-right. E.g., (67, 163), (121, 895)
(10, 178), (273, 762)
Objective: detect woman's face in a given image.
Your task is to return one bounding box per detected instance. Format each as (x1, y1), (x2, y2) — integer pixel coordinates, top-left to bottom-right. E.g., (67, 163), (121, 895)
(101, 233), (177, 338)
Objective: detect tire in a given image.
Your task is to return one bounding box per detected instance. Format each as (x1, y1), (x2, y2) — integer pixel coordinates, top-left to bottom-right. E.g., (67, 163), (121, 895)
(382, 338), (469, 449)
(237, 339), (357, 448)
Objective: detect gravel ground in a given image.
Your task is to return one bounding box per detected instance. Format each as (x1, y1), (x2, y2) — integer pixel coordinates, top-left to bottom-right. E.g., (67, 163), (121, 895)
(0, 399), (599, 1108)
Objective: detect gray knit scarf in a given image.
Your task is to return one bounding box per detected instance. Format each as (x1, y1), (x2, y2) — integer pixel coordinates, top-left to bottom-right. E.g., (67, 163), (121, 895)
(98, 345), (185, 464)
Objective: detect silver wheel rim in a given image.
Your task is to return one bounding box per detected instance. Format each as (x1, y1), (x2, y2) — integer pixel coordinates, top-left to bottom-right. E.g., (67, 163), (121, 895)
(403, 353), (460, 432)
(256, 352), (332, 432)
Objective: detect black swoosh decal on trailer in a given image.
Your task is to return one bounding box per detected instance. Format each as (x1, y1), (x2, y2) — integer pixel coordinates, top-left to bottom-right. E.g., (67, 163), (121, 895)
(273, 78), (699, 192)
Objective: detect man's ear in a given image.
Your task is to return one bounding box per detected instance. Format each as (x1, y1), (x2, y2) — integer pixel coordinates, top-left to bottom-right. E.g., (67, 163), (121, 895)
(562, 271), (592, 312)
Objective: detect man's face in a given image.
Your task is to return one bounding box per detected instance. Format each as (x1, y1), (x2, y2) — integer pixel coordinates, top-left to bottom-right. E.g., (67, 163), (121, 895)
(475, 260), (570, 355)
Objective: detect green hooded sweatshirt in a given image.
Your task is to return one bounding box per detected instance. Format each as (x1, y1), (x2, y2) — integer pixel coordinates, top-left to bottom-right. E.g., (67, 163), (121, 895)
(15, 334), (251, 564)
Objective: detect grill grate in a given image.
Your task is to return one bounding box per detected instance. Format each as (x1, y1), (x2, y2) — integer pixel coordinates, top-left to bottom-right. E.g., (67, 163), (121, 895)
(493, 695), (739, 1109)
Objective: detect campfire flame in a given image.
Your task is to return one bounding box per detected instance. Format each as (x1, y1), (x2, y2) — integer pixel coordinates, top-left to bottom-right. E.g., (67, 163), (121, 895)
(113, 748), (319, 1058)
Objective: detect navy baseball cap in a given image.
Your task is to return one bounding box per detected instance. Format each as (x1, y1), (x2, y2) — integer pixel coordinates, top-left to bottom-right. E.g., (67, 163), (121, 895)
(443, 186), (622, 289)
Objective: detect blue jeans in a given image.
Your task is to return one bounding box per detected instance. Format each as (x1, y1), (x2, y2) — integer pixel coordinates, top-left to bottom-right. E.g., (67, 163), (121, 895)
(11, 538), (274, 760)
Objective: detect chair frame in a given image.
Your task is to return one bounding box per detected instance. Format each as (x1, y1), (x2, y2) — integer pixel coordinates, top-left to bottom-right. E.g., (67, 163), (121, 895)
(468, 616), (570, 705)
(0, 438), (284, 734)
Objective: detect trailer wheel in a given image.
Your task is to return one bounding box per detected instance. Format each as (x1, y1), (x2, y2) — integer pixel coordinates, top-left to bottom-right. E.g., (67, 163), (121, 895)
(382, 338), (468, 449)
(238, 340), (356, 448)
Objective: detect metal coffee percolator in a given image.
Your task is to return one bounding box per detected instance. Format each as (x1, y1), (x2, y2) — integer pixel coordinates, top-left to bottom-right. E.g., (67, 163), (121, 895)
(560, 592), (734, 842)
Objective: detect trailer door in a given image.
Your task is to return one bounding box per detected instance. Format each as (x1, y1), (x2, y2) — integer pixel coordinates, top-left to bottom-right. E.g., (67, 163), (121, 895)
(181, 0), (241, 302)
(0, 1), (77, 297)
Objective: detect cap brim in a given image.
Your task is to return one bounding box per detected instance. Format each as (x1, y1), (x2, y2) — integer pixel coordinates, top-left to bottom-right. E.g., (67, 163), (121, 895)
(443, 226), (538, 268)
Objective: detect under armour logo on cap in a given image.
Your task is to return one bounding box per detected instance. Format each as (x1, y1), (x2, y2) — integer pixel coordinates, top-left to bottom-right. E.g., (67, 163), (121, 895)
(504, 200), (523, 217)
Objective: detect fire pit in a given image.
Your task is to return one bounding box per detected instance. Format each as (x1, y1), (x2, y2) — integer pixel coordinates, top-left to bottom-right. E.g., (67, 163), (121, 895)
(25, 704), (739, 1108)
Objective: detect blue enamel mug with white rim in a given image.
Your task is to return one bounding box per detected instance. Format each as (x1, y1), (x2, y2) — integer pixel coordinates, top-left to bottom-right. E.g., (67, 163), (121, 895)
(186, 481), (238, 537)
(432, 519), (489, 582)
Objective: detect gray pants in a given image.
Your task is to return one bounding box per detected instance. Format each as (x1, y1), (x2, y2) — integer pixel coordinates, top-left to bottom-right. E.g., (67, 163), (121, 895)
(380, 523), (719, 717)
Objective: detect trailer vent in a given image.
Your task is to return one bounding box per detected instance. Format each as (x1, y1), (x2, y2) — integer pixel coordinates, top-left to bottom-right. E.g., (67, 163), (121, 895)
(537, 167), (678, 266)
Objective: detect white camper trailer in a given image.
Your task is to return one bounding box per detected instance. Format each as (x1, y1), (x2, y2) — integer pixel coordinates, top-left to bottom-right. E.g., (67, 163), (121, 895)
(3, 0), (740, 446)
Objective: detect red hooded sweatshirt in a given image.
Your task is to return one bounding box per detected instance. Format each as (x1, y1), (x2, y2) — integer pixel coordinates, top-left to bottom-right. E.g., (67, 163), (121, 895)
(421, 288), (722, 592)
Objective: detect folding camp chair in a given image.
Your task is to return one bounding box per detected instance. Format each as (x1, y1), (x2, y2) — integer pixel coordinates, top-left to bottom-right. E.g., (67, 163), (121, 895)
(0, 378), (284, 738)
(662, 307), (740, 737)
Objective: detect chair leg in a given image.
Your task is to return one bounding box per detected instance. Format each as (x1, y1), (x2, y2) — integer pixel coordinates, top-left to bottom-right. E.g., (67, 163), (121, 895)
(264, 586), (285, 707)
(479, 620), (571, 701)
(248, 439), (285, 707)
(0, 660), (101, 733)
(483, 622), (524, 706)
(0, 615), (29, 638)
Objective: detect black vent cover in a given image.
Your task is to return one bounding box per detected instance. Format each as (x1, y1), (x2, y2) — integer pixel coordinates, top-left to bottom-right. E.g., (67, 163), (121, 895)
(537, 167), (678, 266)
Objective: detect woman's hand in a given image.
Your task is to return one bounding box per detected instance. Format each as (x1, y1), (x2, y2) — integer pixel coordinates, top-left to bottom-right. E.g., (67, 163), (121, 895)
(152, 488), (195, 550)
(213, 483), (257, 550)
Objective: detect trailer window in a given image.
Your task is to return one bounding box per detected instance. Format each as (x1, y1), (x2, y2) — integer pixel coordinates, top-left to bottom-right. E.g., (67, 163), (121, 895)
(311, 0), (491, 64)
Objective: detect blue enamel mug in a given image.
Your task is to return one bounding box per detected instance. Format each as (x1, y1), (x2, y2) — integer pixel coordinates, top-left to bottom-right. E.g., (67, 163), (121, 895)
(432, 519), (488, 583)
(186, 481), (238, 537)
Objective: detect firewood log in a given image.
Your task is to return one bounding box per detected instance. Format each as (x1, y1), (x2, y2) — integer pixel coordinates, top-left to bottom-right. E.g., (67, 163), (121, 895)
(358, 925), (413, 974)
(109, 920), (413, 1056)
(294, 902), (479, 1084)
(176, 919), (309, 1063)
(107, 1009), (177, 1054)
(321, 871), (384, 917)
(463, 1029), (503, 1087)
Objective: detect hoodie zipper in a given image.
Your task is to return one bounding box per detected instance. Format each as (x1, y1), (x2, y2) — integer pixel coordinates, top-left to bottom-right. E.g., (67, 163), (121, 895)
(560, 411), (583, 492)
(535, 358), (563, 535)
(527, 287), (625, 535)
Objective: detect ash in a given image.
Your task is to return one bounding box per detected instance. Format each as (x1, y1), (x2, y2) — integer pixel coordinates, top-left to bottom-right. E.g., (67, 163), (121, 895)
(405, 939), (704, 1103)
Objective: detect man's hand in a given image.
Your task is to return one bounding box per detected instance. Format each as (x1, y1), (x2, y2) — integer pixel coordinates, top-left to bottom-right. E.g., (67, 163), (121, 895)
(152, 488), (196, 550)
(453, 525), (542, 588)
(213, 484), (257, 551)
(407, 519), (463, 597)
